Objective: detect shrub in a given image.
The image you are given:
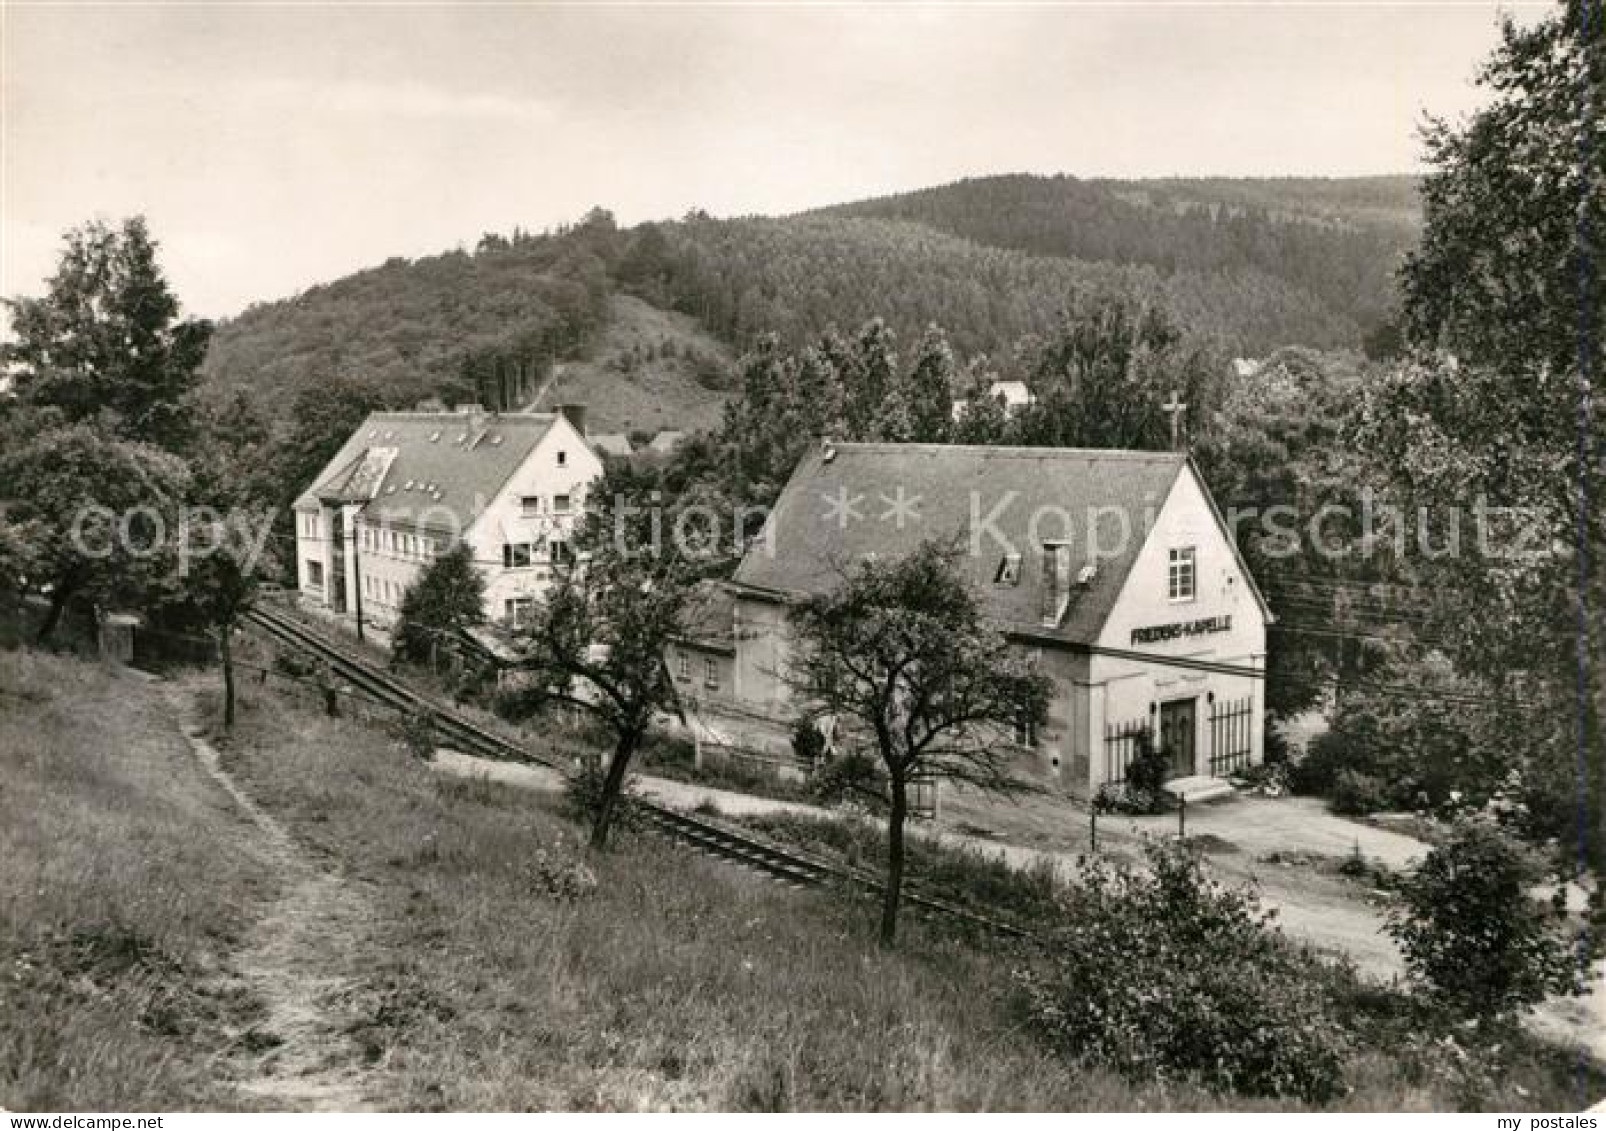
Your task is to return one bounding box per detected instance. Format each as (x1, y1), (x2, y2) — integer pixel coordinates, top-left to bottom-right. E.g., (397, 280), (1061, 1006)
(519, 844), (598, 902)
(564, 763), (642, 834)
(1385, 818), (1589, 1023)
(1092, 782), (1154, 816)
(1100, 735), (1169, 814)
(1017, 838), (1348, 1102)
(1292, 657), (1520, 819)
(396, 706), (437, 761)
(791, 715), (827, 766)
(808, 750), (888, 810)
(1329, 769), (1386, 816)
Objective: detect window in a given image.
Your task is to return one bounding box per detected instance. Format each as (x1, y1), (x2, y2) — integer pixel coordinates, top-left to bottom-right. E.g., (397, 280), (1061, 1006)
(703, 658), (719, 690)
(503, 543), (533, 569)
(1014, 712), (1038, 748)
(549, 540), (573, 566)
(556, 450), (567, 467)
(306, 560), (324, 589)
(504, 597), (535, 628)
(677, 652), (691, 680)
(1168, 547), (1197, 602)
(994, 553), (1022, 586)
(552, 494), (572, 514)
(521, 496), (541, 517)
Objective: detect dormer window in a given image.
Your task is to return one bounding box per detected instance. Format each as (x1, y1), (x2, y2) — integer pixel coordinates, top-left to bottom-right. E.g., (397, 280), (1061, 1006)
(994, 553), (1022, 586)
(1168, 547), (1197, 602)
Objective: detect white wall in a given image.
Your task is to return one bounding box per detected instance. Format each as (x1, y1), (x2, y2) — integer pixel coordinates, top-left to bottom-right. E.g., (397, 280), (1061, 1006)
(295, 506), (333, 607)
(1091, 465), (1268, 780)
(469, 415), (604, 624)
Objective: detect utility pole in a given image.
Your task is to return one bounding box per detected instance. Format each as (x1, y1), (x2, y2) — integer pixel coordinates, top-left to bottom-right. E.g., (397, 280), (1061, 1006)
(1162, 389), (1188, 452)
(349, 515), (366, 644)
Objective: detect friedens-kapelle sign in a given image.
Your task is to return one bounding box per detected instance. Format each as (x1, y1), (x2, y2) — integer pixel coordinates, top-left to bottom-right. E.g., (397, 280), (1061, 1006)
(1130, 615), (1233, 645)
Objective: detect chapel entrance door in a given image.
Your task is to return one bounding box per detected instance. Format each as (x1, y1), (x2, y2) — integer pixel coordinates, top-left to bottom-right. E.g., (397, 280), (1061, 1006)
(1159, 698), (1197, 779)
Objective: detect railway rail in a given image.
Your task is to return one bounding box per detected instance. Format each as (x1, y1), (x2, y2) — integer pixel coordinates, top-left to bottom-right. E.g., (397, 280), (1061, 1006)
(245, 603), (1033, 940)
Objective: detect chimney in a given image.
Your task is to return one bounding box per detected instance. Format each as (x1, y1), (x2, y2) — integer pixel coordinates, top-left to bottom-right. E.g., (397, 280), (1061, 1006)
(555, 403), (588, 436)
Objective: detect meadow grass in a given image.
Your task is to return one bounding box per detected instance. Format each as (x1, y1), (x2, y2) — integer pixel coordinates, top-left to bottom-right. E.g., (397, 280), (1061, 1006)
(4, 645), (1598, 1110)
(204, 673), (1201, 1110)
(0, 649), (277, 1109)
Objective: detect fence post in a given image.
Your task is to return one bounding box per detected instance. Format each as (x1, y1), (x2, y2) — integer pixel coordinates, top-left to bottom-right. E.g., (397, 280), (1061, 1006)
(1178, 793), (1187, 840)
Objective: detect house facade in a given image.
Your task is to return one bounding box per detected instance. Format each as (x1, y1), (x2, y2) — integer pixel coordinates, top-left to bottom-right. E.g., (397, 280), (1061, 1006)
(293, 406), (604, 634)
(714, 442), (1271, 796)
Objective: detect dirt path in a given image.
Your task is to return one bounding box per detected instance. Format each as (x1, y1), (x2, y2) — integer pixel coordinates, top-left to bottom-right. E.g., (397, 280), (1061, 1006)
(170, 689), (379, 1112)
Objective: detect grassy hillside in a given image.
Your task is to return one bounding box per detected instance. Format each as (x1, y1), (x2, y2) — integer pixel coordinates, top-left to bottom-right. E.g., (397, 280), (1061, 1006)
(529, 295), (734, 436)
(0, 651), (275, 1109)
(3, 646), (1596, 1110)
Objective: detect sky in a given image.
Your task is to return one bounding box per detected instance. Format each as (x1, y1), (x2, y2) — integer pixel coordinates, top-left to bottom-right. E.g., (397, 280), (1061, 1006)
(2, 1), (1535, 322)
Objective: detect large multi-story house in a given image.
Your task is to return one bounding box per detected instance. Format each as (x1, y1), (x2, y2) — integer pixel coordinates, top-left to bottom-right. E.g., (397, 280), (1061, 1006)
(293, 405), (603, 634)
(686, 442), (1271, 797)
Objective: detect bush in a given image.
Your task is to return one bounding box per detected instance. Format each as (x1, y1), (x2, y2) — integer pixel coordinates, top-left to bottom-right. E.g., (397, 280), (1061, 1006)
(519, 844), (598, 902)
(808, 751), (887, 809)
(1329, 769), (1386, 816)
(1017, 838), (1348, 1102)
(1291, 657), (1519, 819)
(396, 706), (437, 761)
(563, 763), (642, 834)
(1098, 735), (1169, 814)
(1385, 818), (1588, 1022)
(791, 715), (827, 766)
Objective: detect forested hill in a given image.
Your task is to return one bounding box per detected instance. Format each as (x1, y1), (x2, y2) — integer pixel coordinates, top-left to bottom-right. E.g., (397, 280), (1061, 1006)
(800, 173), (1419, 350)
(201, 174), (1418, 432)
(200, 216), (620, 414)
(624, 211), (1360, 360)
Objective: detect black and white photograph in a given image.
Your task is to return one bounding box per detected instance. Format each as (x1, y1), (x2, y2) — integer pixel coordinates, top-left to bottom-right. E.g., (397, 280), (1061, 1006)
(0, 0), (1601, 1115)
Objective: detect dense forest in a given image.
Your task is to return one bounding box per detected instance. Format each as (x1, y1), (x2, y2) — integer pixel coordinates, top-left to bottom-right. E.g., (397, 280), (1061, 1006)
(200, 210), (623, 415)
(619, 212), (1353, 361)
(811, 174), (1418, 350)
(199, 175), (1421, 426)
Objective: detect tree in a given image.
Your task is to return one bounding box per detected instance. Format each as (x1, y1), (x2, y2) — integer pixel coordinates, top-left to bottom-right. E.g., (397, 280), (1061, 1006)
(842, 319), (899, 439)
(1012, 295), (1221, 451)
(503, 465), (697, 849)
(950, 358), (1012, 445)
(877, 324), (955, 442)
(1365, 2), (1605, 865)
(1, 217), (211, 453)
(0, 424), (190, 644)
(787, 540), (1051, 944)
(393, 543), (486, 666)
(151, 515), (277, 730)
(1385, 818), (1590, 1024)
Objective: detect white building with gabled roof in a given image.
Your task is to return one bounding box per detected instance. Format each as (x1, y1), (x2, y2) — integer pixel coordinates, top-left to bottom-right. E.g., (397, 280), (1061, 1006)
(719, 442), (1272, 797)
(293, 404), (603, 635)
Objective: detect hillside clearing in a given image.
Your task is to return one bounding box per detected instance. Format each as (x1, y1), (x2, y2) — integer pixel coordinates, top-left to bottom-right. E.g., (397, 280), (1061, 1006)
(526, 294), (733, 435)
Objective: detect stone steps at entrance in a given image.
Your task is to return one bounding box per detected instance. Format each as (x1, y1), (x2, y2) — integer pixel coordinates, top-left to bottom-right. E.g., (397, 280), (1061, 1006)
(1163, 775), (1236, 805)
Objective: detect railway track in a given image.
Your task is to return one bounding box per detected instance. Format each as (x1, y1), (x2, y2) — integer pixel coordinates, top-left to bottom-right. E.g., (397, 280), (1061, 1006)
(244, 603), (1033, 940)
